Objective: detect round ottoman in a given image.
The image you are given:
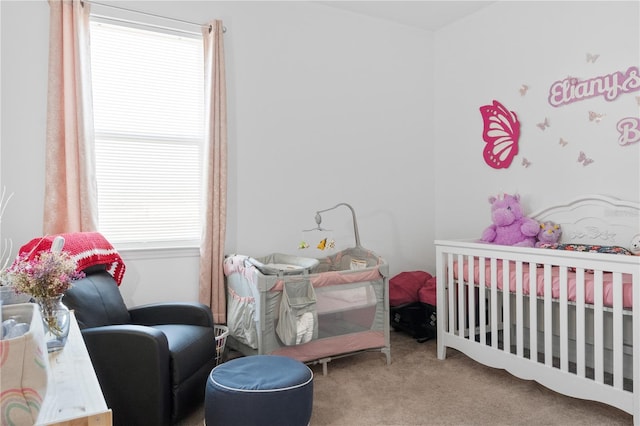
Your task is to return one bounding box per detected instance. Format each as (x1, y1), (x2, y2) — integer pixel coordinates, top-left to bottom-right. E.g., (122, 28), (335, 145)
(205, 355), (313, 426)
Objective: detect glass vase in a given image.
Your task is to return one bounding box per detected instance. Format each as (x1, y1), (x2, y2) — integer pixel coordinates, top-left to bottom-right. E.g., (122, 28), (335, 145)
(35, 294), (70, 352)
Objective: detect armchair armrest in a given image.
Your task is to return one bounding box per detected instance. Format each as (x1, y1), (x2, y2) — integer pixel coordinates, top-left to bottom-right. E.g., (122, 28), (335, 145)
(129, 302), (215, 327)
(81, 325), (172, 426)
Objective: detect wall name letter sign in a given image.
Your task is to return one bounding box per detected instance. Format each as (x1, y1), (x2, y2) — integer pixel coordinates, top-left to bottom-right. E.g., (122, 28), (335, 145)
(548, 66), (640, 107)
(617, 117), (640, 146)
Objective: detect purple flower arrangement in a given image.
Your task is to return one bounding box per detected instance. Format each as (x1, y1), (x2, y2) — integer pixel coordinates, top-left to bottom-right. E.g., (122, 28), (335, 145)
(4, 250), (85, 299)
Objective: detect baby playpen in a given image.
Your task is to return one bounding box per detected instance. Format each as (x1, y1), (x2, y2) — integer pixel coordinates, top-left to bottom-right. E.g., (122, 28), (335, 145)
(224, 247), (390, 374)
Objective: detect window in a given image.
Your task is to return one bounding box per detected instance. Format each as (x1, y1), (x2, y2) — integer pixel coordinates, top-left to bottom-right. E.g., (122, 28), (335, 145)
(89, 20), (204, 248)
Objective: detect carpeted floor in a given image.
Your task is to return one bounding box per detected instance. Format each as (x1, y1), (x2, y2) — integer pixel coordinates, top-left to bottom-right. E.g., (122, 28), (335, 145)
(179, 330), (632, 425)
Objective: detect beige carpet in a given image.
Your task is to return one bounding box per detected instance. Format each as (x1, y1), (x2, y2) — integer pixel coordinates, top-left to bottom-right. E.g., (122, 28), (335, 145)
(180, 330), (632, 425)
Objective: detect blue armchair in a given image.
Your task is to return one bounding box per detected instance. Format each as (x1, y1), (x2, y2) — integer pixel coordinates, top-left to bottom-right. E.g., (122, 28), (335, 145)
(63, 266), (216, 425)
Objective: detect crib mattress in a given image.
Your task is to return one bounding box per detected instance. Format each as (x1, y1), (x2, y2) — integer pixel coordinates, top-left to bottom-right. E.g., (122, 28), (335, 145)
(453, 259), (633, 309)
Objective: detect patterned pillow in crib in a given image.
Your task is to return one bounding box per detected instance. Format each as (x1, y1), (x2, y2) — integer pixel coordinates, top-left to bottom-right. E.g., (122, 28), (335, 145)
(538, 243), (634, 272)
(538, 243), (634, 255)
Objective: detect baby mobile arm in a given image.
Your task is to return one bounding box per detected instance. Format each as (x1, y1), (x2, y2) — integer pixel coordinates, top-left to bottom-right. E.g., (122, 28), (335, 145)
(313, 203), (361, 248)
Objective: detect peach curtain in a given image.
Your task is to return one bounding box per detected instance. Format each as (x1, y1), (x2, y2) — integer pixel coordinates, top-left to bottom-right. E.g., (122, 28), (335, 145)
(199, 21), (228, 324)
(44, 0), (98, 234)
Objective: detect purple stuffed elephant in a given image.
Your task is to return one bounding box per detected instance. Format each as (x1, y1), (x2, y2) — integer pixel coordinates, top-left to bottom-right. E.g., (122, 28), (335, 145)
(480, 194), (539, 247)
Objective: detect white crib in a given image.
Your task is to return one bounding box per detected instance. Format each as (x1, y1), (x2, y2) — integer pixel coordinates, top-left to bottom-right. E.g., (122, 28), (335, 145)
(435, 195), (640, 423)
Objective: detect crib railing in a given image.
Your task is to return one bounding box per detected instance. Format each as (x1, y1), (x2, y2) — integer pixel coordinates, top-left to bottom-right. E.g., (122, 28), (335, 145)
(435, 240), (640, 419)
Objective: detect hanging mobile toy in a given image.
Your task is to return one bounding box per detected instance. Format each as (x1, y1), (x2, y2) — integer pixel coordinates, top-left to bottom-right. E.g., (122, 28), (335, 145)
(302, 203), (362, 250)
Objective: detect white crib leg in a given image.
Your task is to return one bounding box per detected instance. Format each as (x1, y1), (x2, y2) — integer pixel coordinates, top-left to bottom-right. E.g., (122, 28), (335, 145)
(437, 339), (447, 360)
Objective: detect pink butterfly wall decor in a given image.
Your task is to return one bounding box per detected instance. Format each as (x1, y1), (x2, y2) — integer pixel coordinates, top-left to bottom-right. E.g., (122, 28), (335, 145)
(479, 100), (521, 169)
(536, 117), (550, 130)
(589, 111), (605, 123)
(586, 53), (600, 63)
(577, 151), (594, 166)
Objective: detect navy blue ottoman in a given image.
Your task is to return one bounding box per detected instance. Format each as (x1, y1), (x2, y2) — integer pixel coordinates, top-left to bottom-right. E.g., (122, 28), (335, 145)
(205, 355), (313, 426)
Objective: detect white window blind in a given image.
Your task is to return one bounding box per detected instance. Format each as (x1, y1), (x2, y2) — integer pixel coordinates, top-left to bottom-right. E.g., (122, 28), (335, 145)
(89, 20), (204, 248)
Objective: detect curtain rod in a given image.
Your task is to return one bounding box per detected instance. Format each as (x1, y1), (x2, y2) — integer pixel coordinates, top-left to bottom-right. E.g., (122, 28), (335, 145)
(87, 1), (226, 34)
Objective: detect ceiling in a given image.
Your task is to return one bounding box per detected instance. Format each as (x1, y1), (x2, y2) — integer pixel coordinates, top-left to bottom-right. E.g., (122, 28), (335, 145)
(317, 1), (495, 31)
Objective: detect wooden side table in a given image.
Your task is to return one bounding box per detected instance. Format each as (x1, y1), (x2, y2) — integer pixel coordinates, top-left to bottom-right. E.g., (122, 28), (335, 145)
(36, 311), (112, 425)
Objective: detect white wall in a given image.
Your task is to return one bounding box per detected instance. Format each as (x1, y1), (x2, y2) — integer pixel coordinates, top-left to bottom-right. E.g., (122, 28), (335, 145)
(8, 1), (634, 311)
(0, 1), (49, 258)
(434, 1), (640, 242)
(0, 1), (434, 307)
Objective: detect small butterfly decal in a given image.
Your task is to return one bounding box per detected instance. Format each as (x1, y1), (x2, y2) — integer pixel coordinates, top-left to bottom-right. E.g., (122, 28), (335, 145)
(317, 238), (327, 250)
(479, 100), (521, 169)
(521, 158), (531, 168)
(589, 111), (605, 123)
(327, 239), (336, 249)
(298, 241), (309, 249)
(519, 84), (529, 96)
(536, 118), (550, 130)
(559, 138), (568, 147)
(577, 151), (594, 166)
(586, 53), (600, 63)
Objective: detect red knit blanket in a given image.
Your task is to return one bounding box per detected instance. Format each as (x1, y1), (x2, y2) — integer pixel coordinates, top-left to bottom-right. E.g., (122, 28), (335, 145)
(18, 232), (126, 286)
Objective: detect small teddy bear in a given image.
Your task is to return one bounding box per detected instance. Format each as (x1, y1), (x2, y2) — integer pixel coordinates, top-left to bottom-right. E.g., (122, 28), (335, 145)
(480, 193), (540, 247)
(630, 233), (640, 255)
(535, 221), (562, 247)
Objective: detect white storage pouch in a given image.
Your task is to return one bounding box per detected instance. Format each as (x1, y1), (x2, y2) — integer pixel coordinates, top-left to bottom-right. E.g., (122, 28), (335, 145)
(276, 279), (318, 346)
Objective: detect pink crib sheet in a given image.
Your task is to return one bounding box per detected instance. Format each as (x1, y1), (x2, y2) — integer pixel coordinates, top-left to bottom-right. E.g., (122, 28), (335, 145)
(454, 259), (633, 309)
